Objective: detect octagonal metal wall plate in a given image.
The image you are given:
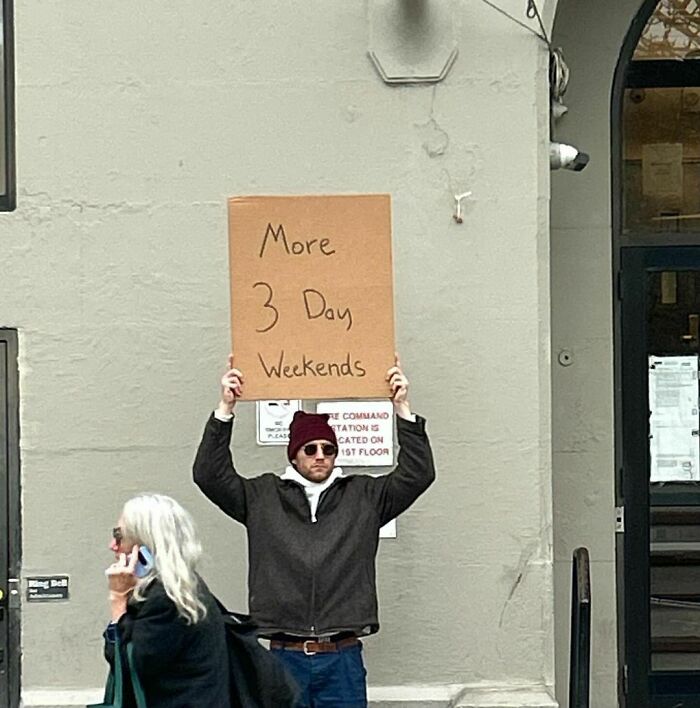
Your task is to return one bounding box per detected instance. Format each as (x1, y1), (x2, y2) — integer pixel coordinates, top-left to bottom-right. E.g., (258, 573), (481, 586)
(368, 0), (459, 85)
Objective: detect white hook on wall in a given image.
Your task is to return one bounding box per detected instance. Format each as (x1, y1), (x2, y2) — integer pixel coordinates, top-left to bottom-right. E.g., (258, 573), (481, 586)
(453, 191), (472, 224)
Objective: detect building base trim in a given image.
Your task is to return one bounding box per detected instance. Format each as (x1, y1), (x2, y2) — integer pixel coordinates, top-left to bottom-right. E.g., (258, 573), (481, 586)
(23, 683), (558, 708)
(369, 682), (558, 707)
(22, 689), (104, 707)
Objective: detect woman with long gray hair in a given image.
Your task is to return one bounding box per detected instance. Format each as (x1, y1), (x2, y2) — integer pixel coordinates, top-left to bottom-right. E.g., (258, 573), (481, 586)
(96, 494), (230, 707)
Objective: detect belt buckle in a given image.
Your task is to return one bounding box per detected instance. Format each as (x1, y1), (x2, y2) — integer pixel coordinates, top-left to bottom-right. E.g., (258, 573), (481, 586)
(303, 640), (317, 656)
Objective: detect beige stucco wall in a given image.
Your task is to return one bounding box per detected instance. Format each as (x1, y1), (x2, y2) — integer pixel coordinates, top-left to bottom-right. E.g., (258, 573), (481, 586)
(4, 1), (560, 705)
(551, 1), (646, 707)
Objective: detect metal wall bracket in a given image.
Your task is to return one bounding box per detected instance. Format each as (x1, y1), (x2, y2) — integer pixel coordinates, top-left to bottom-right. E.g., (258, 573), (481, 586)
(368, 48), (458, 85)
(368, 0), (459, 85)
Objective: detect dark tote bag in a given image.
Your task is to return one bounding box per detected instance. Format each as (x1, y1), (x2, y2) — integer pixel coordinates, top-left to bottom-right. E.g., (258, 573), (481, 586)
(214, 599), (301, 708)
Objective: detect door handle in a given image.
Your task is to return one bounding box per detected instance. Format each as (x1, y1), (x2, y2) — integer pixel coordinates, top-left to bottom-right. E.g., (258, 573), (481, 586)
(7, 579), (19, 609)
(682, 314), (700, 346)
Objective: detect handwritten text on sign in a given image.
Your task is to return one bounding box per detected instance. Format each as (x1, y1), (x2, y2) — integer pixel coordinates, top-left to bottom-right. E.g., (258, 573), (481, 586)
(229, 195), (395, 400)
(316, 401), (394, 467)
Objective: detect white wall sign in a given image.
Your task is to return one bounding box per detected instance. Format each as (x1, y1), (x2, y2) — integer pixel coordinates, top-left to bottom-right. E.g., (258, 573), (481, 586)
(379, 519), (396, 539)
(256, 400), (302, 445)
(315, 400), (394, 466)
(649, 355), (700, 482)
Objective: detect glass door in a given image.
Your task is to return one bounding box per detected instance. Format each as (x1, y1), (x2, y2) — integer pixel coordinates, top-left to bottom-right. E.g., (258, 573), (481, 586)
(621, 247), (700, 706)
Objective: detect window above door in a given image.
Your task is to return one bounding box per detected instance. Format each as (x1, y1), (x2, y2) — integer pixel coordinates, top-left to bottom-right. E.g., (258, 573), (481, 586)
(622, 85), (700, 237)
(635, 0), (700, 60)
(621, 1), (700, 242)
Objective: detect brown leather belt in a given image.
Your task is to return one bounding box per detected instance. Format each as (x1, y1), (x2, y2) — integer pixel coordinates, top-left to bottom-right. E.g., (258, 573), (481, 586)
(270, 636), (359, 655)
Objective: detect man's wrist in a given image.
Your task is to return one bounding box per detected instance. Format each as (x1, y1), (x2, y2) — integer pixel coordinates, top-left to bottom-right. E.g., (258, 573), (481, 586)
(215, 402), (235, 420)
(393, 401), (415, 421)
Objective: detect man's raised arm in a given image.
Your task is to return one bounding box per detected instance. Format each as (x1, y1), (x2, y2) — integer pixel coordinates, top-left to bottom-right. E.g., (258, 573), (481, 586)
(192, 356), (250, 524)
(368, 356), (436, 526)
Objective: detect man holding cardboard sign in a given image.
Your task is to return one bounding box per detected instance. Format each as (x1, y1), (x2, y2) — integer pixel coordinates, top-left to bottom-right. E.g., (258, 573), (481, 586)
(193, 354), (435, 707)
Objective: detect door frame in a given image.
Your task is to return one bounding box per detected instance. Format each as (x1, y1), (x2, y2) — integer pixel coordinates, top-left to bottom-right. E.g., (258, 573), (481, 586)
(0, 330), (21, 708)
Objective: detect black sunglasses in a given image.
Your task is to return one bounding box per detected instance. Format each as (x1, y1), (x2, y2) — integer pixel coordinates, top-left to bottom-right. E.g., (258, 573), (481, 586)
(112, 527), (123, 544)
(302, 443), (337, 457)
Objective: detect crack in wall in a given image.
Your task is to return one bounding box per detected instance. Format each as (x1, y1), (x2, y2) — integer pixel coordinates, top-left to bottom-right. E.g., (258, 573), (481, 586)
(498, 533), (549, 628)
(415, 85), (449, 158)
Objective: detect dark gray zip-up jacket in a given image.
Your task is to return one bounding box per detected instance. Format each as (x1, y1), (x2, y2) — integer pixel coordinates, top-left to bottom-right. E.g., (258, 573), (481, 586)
(193, 413), (435, 638)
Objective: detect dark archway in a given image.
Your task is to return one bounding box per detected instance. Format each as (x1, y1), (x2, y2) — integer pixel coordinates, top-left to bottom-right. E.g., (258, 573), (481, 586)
(613, 2), (700, 705)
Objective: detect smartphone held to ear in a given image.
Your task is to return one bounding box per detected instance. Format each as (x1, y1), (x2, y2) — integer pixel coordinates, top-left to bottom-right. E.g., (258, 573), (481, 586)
(134, 546), (154, 578)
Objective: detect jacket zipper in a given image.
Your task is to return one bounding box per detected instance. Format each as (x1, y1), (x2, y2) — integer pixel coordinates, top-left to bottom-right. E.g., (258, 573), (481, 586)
(310, 485), (339, 633)
(296, 482), (338, 634)
(309, 514), (317, 633)
(290, 482), (317, 632)
(316, 487), (332, 519)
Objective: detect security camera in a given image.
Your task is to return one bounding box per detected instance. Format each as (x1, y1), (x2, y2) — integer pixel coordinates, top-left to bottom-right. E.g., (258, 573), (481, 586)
(550, 142), (590, 171)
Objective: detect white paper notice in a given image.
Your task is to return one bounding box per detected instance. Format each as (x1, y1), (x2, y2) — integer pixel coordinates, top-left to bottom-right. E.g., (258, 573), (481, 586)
(649, 355), (700, 482)
(642, 143), (684, 197)
(256, 400), (302, 445)
(379, 519), (397, 539)
(315, 401), (394, 467)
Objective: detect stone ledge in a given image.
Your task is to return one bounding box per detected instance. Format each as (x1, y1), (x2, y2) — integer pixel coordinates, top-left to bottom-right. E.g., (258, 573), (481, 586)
(22, 689), (104, 707)
(369, 683), (558, 708)
(23, 683), (558, 708)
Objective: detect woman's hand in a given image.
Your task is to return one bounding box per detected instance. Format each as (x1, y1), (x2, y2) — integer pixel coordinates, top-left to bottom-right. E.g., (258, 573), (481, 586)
(105, 546), (139, 621)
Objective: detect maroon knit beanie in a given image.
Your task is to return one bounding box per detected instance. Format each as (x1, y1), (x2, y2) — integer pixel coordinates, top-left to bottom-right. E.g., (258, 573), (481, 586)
(287, 411), (338, 462)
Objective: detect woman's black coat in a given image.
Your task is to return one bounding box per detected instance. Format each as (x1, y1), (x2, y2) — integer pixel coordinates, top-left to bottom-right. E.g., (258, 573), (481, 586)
(103, 579), (230, 708)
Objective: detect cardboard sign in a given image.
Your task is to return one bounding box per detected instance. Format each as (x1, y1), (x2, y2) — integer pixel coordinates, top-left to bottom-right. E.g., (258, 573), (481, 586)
(316, 401), (394, 466)
(228, 195), (395, 400)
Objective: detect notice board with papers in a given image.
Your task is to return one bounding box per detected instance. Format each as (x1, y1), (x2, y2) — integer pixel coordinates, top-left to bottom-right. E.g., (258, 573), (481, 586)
(649, 355), (700, 483)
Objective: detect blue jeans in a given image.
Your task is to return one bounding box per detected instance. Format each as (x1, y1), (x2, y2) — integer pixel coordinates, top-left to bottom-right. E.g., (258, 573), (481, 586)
(271, 642), (367, 708)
